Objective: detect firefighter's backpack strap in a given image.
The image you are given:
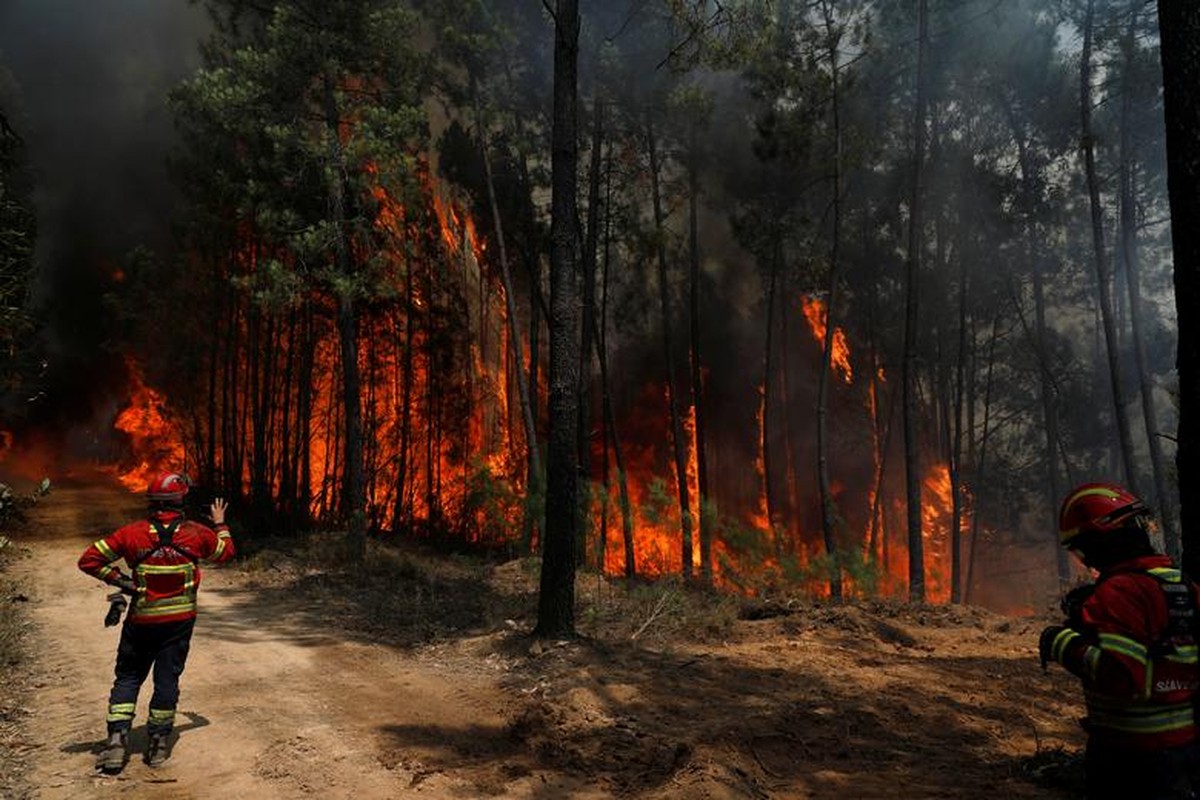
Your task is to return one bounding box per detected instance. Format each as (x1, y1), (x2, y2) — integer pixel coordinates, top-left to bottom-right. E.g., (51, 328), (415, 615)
(1145, 568), (1197, 649)
(150, 517), (182, 549)
(135, 518), (199, 566)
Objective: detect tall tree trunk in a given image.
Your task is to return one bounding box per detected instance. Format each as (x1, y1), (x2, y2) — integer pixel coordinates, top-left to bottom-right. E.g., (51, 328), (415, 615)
(322, 70), (365, 559)
(964, 312), (1001, 604)
(903, 0), (930, 602)
(578, 99), (603, 567)
(475, 93), (543, 540)
(1002, 99), (1072, 589)
(1120, 7), (1176, 555)
(1156, 0), (1200, 577)
(817, 0), (844, 600)
(647, 114), (695, 581)
(687, 122), (712, 587)
(950, 222), (969, 602)
(536, 0), (580, 639)
(1080, 0), (1139, 492)
(1033, 266), (1069, 584)
(761, 259), (779, 550)
(597, 133), (635, 577)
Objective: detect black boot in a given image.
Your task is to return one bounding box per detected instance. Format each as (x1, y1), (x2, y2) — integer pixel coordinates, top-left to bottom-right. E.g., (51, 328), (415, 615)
(97, 730), (128, 773)
(145, 732), (171, 767)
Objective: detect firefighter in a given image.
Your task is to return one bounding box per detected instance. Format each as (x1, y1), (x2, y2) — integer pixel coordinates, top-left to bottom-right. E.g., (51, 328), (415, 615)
(1039, 481), (1199, 799)
(78, 472), (235, 772)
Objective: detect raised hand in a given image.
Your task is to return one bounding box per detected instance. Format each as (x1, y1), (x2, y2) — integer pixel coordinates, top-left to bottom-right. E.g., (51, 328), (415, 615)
(210, 497), (228, 525)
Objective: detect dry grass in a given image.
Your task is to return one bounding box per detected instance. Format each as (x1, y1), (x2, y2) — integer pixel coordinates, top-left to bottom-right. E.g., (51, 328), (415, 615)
(0, 533), (32, 800)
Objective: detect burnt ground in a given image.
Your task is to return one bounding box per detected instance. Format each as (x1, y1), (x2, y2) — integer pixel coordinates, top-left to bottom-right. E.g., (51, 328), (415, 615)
(1, 475), (1086, 799)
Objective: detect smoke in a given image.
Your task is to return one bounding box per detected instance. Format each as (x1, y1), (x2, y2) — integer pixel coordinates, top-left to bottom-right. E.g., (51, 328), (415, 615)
(0, 0), (209, 437)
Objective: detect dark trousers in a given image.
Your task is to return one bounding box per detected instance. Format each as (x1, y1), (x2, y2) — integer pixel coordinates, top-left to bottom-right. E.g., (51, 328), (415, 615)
(107, 618), (195, 735)
(1085, 739), (1200, 800)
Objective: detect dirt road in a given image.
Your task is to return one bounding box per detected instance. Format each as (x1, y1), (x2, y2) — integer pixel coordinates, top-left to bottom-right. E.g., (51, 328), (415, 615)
(10, 475), (592, 800)
(7, 474), (1086, 799)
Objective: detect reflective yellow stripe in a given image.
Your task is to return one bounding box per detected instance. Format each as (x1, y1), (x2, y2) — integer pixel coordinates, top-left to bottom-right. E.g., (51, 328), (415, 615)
(1051, 629), (1082, 662)
(1087, 702), (1194, 735)
(1083, 646), (1102, 680)
(136, 562), (197, 595)
(137, 563), (195, 575)
(1146, 567), (1182, 582)
(135, 598), (197, 617)
(212, 537), (227, 560)
(1165, 646), (1199, 663)
(1098, 632), (1149, 665)
(106, 702), (136, 722)
(1065, 486), (1123, 508)
(148, 708), (175, 722)
(95, 539), (117, 561)
(97, 564), (117, 581)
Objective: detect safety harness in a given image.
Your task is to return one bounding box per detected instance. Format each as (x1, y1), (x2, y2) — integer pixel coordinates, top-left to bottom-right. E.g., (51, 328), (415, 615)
(134, 518), (199, 568)
(1144, 567), (1197, 658)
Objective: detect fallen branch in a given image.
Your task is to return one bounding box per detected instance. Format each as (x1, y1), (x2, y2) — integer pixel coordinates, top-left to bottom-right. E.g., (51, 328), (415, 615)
(631, 589), (676, 640)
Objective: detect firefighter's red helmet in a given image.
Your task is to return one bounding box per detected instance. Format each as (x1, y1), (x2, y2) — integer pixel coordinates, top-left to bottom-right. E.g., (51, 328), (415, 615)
(147, 472), (189, 504)
(1058, 482), (1147, 546)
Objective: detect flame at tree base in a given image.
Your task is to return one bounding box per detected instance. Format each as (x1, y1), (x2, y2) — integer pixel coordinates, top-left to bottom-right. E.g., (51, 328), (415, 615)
(112, 359), (184, 493)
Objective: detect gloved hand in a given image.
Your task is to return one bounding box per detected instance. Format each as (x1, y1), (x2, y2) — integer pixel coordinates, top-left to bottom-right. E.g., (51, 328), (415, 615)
(1060, 584), (1095, 627)
(1039, 624), (1078, 671)
(104, 592), (128, 627)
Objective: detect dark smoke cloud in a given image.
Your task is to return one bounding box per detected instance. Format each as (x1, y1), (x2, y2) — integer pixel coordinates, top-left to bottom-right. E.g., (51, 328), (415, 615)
(0, 0), (208, 436)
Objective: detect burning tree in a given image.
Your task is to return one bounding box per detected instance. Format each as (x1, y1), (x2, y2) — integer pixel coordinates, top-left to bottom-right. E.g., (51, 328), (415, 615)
(73, 0), (1175, 619)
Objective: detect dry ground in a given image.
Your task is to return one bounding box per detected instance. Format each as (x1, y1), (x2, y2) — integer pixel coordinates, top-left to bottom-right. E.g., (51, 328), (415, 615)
(0, 473), (1086, 799)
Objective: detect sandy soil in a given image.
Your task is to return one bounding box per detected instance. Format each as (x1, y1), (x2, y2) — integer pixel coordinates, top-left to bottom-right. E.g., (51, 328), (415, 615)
(3, 475), (1087, 799)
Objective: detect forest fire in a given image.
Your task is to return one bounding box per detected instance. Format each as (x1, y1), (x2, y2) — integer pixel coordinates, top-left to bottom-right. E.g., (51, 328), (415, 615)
(112, 360), (184, 492)
(93, 121), (968, 605)
(800, 295), (853, 383)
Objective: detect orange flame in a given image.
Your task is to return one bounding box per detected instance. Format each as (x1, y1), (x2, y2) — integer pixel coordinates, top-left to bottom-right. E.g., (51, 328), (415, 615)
(113, 360), (184, 493)
(800, 295), (853, 383)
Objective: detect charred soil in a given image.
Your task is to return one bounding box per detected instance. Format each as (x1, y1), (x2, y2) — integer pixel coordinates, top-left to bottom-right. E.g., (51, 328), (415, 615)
(4, 475), (1084, 798)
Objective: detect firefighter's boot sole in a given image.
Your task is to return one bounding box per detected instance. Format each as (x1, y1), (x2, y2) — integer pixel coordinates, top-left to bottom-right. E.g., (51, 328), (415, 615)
(97, 731), (128, 774)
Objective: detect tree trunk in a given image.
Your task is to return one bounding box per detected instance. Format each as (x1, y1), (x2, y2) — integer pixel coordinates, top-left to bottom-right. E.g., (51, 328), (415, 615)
(578, 98), (603, 567)
(597, 136), (635, 577)
(476, 94), (544, 539)
(536, 0), (580, 639)
(964, 312), (1001, 604)
(1157, 0), (1200, 577)
(647, 113), (695, 581)
(1080, 0), (1139, 493)
(322, 70), (366, 561)
(1004, 106), (1071, 589)
(903, 0), (930, 603)
(950, 222), (969, 602)
(761, 259), (779, 549)
(1120, 7), (1176, 556)
(817, 0), (844, 600)
(687, 122), (712, 588)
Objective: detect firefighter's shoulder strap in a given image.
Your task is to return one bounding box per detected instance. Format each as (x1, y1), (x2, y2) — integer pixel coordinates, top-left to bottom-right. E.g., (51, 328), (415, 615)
(132, 518), (199, 568)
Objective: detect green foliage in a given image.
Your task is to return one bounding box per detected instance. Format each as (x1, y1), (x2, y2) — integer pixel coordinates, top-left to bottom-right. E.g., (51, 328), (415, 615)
(170, 0), (431, 308)
(461, 457), (523, 545)
(641, 476), (676, 528)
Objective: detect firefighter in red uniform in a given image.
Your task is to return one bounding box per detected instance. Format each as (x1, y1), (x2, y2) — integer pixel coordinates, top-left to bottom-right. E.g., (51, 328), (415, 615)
(78, 472), (235, 772)
(1039, 482), (1200, 799)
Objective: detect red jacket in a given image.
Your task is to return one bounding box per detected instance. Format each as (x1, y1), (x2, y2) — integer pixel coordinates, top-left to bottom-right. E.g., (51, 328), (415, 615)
(78, 511), (235, 625)
(1050, 555), (1199, 750)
